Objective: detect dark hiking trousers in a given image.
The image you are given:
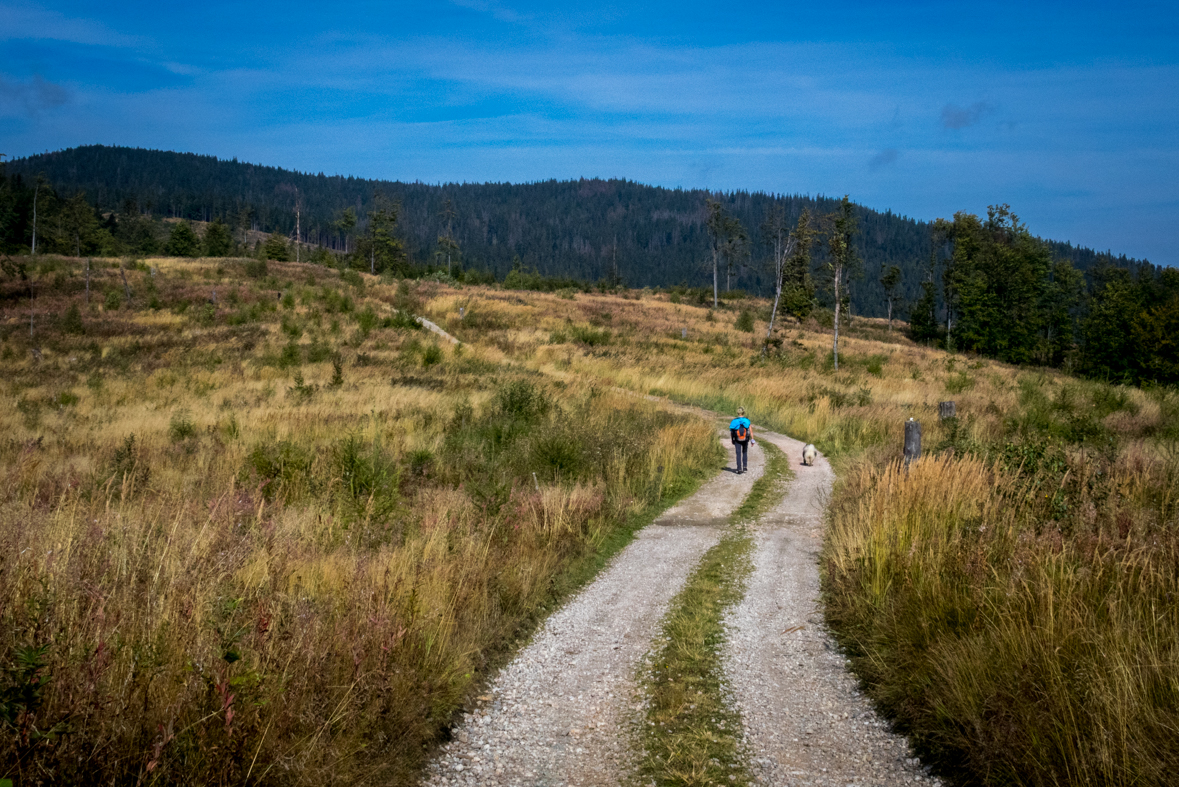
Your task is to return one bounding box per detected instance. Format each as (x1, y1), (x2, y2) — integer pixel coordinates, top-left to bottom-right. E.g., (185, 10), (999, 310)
(734, 440), (748, 473)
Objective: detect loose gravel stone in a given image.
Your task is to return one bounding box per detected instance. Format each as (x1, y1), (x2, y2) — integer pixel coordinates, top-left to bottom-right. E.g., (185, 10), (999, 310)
(724, 431), (943, 786)
(424, 436), (765, 787)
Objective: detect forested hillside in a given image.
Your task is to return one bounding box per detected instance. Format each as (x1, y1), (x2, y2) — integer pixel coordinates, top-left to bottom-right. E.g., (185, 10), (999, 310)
(3, 146), (1148, 318)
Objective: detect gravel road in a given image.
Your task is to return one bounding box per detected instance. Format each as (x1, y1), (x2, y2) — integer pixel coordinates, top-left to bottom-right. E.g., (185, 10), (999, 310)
(724, 431), (942, 786)
(424, 436), (765, 787)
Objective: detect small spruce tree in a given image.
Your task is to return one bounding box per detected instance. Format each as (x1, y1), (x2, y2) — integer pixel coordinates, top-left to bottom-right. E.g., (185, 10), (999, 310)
(203, 218), (233, 257)
(263, 231), (290, 262)
(164, 221), (200, 257)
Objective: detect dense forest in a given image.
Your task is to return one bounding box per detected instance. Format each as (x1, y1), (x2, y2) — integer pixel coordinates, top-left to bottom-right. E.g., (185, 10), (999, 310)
(2, 146), (1174, 384)
(2, 145), (1149, 318)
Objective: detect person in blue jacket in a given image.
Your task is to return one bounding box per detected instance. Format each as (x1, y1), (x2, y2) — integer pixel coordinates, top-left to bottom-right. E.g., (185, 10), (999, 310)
(730, 407), (754, 474)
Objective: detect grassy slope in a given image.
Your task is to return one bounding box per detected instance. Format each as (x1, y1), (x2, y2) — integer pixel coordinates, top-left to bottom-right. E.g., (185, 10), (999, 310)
(0, 257), (722, 785)
(5, 259), (1179, 785)
(427, 282), (1179, 786)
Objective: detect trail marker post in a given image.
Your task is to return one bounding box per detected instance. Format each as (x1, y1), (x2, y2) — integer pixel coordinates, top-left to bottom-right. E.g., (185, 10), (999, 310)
(904, 418), (922, 464)
(939, 401), (957, 420)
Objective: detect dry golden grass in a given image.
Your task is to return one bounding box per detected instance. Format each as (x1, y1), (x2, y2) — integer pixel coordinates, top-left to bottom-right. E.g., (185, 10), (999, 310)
(6, 260), (1177, 784)
(413, 281), (1179, 785)
(0, 258), (722, 785)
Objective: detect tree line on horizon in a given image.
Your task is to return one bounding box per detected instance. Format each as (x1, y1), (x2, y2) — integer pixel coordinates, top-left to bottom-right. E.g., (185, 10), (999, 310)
(3, 146), (1150, 312)
(1, 147), (1174, 385)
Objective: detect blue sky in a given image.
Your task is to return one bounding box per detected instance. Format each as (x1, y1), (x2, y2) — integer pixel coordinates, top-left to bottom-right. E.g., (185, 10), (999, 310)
(2, 1), (1177, 263)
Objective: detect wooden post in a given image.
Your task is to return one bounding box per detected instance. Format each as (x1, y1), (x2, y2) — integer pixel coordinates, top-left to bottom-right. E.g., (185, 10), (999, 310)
(904, 418), (922, 464)
(939, 401), (957, 420)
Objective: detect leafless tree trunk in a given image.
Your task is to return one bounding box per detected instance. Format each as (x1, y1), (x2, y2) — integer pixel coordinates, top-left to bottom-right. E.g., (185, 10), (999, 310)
(832, 261), (842, 370)
(85, 258), (91, 304)
(31, 182), (39, 256)
(712, 246), (719, 308)
(762, 235), (796, 357)
(120, 261), (132, 304)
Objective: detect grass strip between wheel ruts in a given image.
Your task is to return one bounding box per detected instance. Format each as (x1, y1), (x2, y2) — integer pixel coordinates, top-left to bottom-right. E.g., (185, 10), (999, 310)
(638, 439), (792, 787)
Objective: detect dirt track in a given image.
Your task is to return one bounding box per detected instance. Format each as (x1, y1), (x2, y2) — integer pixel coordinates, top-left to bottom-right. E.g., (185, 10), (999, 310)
(423, 415), (939, 786)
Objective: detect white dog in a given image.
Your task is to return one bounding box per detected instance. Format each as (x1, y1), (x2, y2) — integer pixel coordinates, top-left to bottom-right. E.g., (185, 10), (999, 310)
(802, 444), (817, 466)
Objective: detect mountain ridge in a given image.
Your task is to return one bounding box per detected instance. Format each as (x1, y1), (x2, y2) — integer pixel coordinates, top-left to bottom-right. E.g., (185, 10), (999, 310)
(5, 145), (1151, 317)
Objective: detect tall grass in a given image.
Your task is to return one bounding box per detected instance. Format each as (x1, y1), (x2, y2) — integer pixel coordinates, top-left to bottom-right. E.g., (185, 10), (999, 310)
(442, 282), (1179, 784)
(9, 260), (1179, 785)
(0, 258), (722, 784)
(824, 451), (1179, 785)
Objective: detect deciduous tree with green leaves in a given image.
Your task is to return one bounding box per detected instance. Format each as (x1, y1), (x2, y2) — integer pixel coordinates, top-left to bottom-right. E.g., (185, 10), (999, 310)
(936, 205), (1052, 364)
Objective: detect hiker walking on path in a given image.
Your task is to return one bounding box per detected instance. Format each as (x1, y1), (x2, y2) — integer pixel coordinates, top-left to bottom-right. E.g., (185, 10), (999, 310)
(730, 407), (754, 474)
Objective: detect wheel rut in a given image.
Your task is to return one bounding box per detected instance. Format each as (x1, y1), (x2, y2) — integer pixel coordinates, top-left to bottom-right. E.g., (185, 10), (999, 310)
(425, 435), (765, 787)
(726, 430), (942, 786)
(423, 414), (941, 787)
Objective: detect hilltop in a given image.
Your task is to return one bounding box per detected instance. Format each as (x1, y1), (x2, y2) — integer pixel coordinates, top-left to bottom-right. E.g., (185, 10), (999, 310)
(4, 145), (1152, 317)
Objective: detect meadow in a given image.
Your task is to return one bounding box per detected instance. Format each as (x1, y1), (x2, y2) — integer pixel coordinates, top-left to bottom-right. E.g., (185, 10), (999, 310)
(421, 282), (1179, 786)
(0, 257), (719, 785)
(3, 256), (1177, 785)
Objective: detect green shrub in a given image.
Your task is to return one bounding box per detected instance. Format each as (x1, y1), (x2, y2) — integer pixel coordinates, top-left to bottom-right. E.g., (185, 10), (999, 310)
(289, 371), (316, 402)
(496, 380), (550, 419)
(306, 340), (333, 363)
(61, 303), (85, 334)
(104, 290), (121, 311)
(168, 410), (197, 442)
(945, 372), (975, 394)
(279, 341), (302, 369)
(421, 344), (443, 367)
(55, 391), (80, 407)
(387, 310), (420, 331)
(111, 434), (147, 485)
(735, 309), (755, 332)
(245, 440), (313, 500)
(281, 315), (303, 339)
(407, 448), (434, 477)
(244, 259), (269, 278)
(569, 324), (612, 346)
(530, 432), (584, 477)
(332, 434), (399, 506)
(355, 307), (379, 335)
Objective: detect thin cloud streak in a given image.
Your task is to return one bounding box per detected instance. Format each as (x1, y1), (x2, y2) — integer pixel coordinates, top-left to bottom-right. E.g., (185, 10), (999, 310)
(942, 101), (991, 130)
(1, 2), (1176, 264)
(0, 2), (142, 46)
(0, 74), (70, 117)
